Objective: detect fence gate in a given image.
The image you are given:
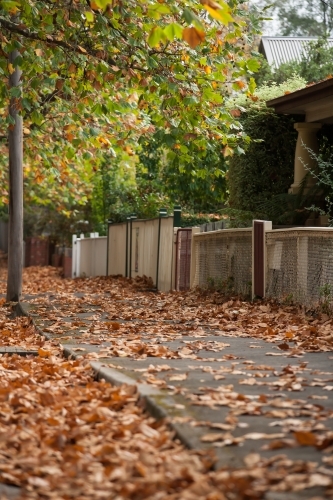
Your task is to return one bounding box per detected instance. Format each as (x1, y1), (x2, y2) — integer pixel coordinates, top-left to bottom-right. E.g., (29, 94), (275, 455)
(175, 229), (192, 291)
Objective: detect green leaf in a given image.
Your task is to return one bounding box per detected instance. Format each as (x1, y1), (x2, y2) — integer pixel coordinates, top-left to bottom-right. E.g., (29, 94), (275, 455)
(31, 110), (43, 126)
(248, 77), (256, 94)
(202, 2), (234, 25)
(51, 167), (60, 178)
(148, 3), (171, 19)
(0, 0), (20, 12)
(183, 96), (198, 105)
(22, 98), (31, 111)
(203, 88), (223, 103)
(183, 8), (204, 30)
(247, 59), (261, 73)
(9, 86), (21, 98)
(85, 11), (94, 23)
(174, 74), (186, 80)
(6, 114), (16, 125)
(12, 55), (23, 67)
(92, 0), (111, 8)
(163, 23), (183, 41)
(147, 26), (165, 47)
(147, 56), (159, 69)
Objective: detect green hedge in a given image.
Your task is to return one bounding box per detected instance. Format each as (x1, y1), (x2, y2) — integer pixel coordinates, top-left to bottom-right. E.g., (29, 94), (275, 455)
(228, 109), (297, 213)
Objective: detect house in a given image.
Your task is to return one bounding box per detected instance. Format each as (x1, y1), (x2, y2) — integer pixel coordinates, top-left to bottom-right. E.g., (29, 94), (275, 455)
(266, 78), (333, 216)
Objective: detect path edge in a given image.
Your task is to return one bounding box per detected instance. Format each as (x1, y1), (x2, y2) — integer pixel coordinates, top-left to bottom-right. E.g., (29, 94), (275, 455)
(16, 301), (206, 456)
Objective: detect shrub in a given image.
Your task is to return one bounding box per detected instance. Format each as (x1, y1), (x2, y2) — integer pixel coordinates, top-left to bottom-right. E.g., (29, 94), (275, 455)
(227, 109), (297, 214)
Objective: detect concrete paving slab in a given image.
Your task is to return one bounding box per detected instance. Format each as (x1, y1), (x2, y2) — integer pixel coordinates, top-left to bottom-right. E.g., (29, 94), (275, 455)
(0, 347), (38, 356)
(0, 483), (21, 499)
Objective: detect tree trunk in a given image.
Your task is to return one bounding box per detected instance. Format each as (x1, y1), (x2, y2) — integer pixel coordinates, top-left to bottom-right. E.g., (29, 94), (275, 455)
(6, 49), (23, 302)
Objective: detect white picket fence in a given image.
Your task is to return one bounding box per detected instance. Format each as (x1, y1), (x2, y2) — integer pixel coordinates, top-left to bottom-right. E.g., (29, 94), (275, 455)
(107, 216), (175, 292)
(72, 233), (107, 278)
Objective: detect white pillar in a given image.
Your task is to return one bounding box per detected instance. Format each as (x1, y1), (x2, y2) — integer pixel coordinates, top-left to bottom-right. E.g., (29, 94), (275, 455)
(289, 122), (322, 194)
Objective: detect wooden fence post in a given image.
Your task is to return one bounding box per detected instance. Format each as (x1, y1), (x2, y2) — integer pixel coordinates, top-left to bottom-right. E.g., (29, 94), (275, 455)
(252, 220), (272, 299)
(190, 227), (200, 288)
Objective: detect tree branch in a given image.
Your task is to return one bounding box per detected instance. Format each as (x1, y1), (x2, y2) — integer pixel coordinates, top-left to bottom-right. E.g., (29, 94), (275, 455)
(0, 16), (118, 66)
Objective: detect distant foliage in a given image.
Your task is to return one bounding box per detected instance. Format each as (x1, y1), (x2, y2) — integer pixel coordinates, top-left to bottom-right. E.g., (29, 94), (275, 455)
(227, 109), (297, 214)
(227, 74), (307, 110)
(273, 0), (333, 37)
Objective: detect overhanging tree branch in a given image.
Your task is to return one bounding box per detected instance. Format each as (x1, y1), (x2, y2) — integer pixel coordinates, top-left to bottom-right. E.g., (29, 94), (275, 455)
(0, 16), (118, 66)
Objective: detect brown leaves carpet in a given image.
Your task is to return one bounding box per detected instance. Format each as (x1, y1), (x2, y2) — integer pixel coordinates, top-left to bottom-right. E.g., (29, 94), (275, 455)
(0, 266), (332, 499)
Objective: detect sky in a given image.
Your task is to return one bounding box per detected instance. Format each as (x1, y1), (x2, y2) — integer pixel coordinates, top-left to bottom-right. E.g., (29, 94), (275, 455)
(249, 0), (281, 35)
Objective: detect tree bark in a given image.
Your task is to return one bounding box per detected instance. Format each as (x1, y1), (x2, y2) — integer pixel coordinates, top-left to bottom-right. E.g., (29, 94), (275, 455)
(6, 49), (23, 302)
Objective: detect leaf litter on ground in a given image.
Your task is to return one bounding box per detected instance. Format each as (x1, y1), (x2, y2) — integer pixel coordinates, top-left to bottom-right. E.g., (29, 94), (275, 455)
(0, 265), (332, 498)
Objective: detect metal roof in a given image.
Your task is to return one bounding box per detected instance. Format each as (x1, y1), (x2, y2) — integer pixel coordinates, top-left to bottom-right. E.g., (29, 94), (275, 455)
(259, 36), (333, 68)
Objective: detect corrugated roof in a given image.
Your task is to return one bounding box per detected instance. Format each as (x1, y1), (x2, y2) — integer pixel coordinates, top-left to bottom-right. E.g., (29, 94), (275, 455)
(259, 36), (333, 68)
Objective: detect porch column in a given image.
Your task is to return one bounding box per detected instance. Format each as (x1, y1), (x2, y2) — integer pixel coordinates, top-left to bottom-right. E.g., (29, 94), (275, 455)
(289, 122), (322, 194)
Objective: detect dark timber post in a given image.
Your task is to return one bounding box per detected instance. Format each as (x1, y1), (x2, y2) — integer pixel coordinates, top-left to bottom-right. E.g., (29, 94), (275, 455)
(156, 208), (167, 290)
(7, 49), (23, 302)
(125, 216), (131, 277)
(106, 220), (112, 277)
(252, 220), (272, 299)
(129, 214), (136, 279)
(173, 206), (181, 227)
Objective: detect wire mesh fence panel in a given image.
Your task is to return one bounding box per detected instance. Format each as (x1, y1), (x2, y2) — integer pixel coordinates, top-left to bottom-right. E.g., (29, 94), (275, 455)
(175, 229), (192, 291)
(266, 229), (333, 307)
(192, 229), (252, 296)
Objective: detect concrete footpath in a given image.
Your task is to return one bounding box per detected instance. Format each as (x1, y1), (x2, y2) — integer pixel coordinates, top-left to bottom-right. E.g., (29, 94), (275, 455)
(11, 290), (333, 499)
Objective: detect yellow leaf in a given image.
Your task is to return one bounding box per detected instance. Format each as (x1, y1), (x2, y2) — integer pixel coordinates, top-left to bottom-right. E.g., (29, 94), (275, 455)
(78, 46), (87, 54)
(204, 65), (211, 74)
(201, 0), (234, 24)
(222, 146), (233, 157)
(125, 146), (134, 155)
(98, 136), (110, 145)
(235, 79), (246, 89)
(35, 174), (44, 184)
(8, 63), (15, 74)
(8, 6), (19, 15)
(64, 124), (75, 132)
(65, 132), (74, 142)
(35, 48), (43, 57)
(182, 27), (205, 49)
(38, 347), (51, 358)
